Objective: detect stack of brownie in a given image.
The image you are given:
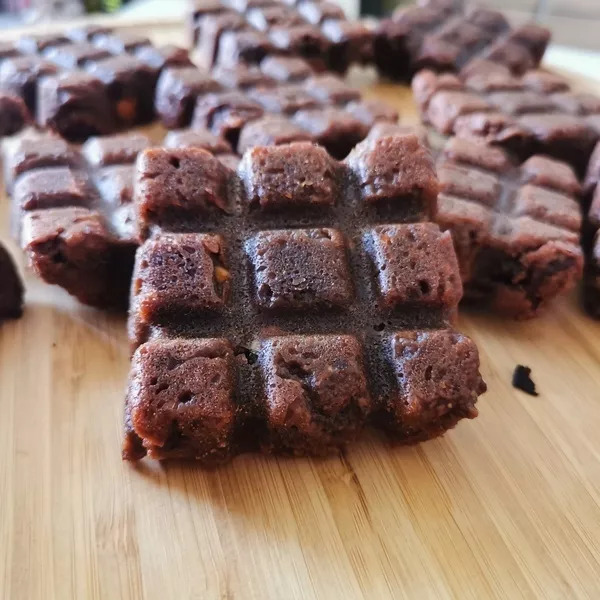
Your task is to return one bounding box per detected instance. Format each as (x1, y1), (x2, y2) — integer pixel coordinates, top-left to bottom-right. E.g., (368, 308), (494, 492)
(413, 67), (600, 176)
(6, 128), (234, 307)
(374, 0), (550, 81)
(189, 0), (373, 74)
(0, 26), (192, 141)
(155, 60), (398, 158)
(123, 134), (486, 462)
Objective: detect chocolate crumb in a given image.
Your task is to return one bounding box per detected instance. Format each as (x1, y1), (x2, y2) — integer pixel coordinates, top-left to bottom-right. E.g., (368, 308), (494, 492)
(512, 365), (538, 396)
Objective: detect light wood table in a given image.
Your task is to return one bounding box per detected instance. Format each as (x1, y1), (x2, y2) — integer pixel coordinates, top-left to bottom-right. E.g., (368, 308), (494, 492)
(2, 22), (600, 599)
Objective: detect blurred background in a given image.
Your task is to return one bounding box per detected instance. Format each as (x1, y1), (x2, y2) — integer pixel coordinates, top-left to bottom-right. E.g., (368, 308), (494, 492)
(0, 0), (598, 50)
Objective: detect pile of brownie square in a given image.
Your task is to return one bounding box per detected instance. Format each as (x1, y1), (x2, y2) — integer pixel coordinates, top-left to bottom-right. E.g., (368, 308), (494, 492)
(1, 0), (599, 464)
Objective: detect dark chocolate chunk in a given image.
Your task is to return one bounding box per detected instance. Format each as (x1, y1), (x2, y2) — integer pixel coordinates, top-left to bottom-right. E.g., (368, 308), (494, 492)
(512, 365), (538, 396)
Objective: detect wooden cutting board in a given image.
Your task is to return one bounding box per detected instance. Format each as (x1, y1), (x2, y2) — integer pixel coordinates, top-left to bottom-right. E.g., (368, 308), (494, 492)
(2, 22), (600, 600)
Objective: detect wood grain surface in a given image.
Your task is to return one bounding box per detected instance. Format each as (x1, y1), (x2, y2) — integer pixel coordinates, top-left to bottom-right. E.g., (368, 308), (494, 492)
(2, 24), (600, 600)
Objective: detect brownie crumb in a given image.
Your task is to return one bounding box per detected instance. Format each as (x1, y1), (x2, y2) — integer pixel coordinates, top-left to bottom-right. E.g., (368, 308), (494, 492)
(512, 365), (538, 396)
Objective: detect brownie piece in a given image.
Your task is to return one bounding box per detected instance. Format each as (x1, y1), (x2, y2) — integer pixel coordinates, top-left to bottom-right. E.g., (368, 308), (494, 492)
(0, 242), (24, 321)
(426, 90), (492, 134)
(321, 20), (374, 73)
(211, 63), (275, 90)
(0, 56), (58, 114)
(248, 84), (319, 115)
(192, 90), (264, 149)
(124, 136), (485, 461)
(124, 338), (236, 462)
(303, 74), (361, 105)
(259, 334), (371, 454)
(521, 70), (570, 95)
(435, 137), (583, 317)
(259, 56), (312, 83)
(298, 1), (344, 25)
(483, 39), (535, 75)
(507, 23), (551, 64)
(21, 207), (134, 308)
(155, 67), (222, 129)
(94, 165), (136, 207)
(0, 92), (29, 137)
(43, 43), (111, 69)
(216, 154), (241, 171)
(465, 7), (508, 35)
(66, 24), (113, 43)
(134, 45), (193, 71)
(345, 133), (438, 218)
(0, 41), (21, 63)
(238, 142), (339, 211)
(163, 129), (232, 154)
(345, 99), (399, 129)
(269, 25), (331, 71)
(246, 5), (305, 31)
(86, 55), (157, 127)
(195, 12), (247, 70)
(237, 115), (314, 154)
(82, 133), (150, 168)
(37, 72), (115, 141)
(215, 29), (274, 68)
(292, 107), (367, 159)
(92, 32), (152, 54)
(16, 33), (70, 55)
(135, 147), (231, 237)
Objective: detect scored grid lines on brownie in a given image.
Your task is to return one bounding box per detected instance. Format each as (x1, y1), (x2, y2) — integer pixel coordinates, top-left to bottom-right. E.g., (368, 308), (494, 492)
(130, 139), (461, 439)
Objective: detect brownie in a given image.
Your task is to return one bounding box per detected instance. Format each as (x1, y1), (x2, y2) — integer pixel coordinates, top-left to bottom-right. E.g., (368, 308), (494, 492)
(86, 55), (157, 127)
(269, 25), (331, 71)
(583, 141), (600, 316)
(0, 41), (21, 63)
(0, 242), (24, 321)
(292, 107), (367, 159)
(247, 84), (319, 115)
(434, 136), (583, 317)
(66, 24), (113, 43)
(0, 56), (58, 114)
(16, 33), (70, 55)
(215, 29), (274, 68)
(211, 63), (275, 90)
(124, 138), (485, 461)
(163, 129), (232, 155)
(43, 43), (111, 69)
(303, 74), (361, 106)
(94, 165), (136, 207)
(192, 90), (264, 149)
(321, 19), (374, 73)
(155, 66), (222, 128)
(345, 99), (399, 129)
(0, 92), (29, 137)
(92, 32), (152, 54)
(297, 1), (344, 25)
(237, 115), (314, 154)
(82, 133), (151, 167)
(259, 55), (312, 83)
(134, 45), (193, 71)
(37, 72), (115, 141)
(246, 5), (305, 31)
(195, 12), (247, 70)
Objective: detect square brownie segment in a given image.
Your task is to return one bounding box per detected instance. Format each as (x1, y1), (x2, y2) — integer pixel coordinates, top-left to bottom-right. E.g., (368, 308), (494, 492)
(37, 72), (115, 141)
(0, 93), (29, 137)
(134, 44), (193, 71)
(0, 243), (24, 321)
(86, 55), (158, 127)
(215, 29), (274, 68)
(211, 63), (275, 91)
(92, 32), (152, 54)
(345, 133), (438, 221)
(123, 338), (236, 462)
(238, 142), (340, 212)
(195, 12), (247, 71)
(237, 115), (314, 154)
(43, 43), (111, 69)
(260, 56), (313, 83)
(155, 66), (222, 128)
(247, 228), (353, 311)
(135, 147), (231, 237)
(258, 334), (371, 455)
(366, 223), (462, 315)
(16, 33), (70, 54)
(130, 233), (229, 331)
(163, 128), (232, 155)
(82, 133), (151, 168)
(380, 330), (485, 440)
(269, 25), (331, 71)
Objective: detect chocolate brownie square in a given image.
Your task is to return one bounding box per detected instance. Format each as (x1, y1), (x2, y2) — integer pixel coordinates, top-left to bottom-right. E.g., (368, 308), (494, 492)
(92, 32), (151, 54)
(520, 155), (582, 197)
(507, 23), (551, 64)
(247, 84), (319, 115)
(269, 25), (331, 71)
(321, 20), (374, 72)
(426, 90), (491, 134)
(124, 338), (236, 462)
(292, 107), (367, 159)
(16, 33), (70, 54)
(483, 39), (535, 75)
(0, 243), (23, 321)
(486, 91), (556, 116)
(37, 72), (115, 141)
(66, 24), (113, 43)
(345, 99), (398, 128)
(259, 334), (371, 454)
(211, 63), (275, 90)
(550, 92), (600, 116)
(216, 29), (274, 67)
(465, 7), (508, 34)
(383, 330), (484, 439)
(163, 128), (232, 154)
(237, 115), (314, 154)
(259, 56), (312, 83)
(367, 223), (462, 310)
(246, 5), (304, 31)
(247, 228), (353, 310)
(0, 92), (29, 137)
(94, 165), (135, 207)
(155, 66), (222, 128)
(412, 69), (463, 109)
(438, 163), (500, 207)
(238, 142), (339, 211)
(82, 133), (150, 167)
(512, 184), (581, 232)
(298, 1), (344, 25)
(131, 233), (229, 323)
(441, 136), (510, 173)
(195, 12), (247, 70)
(303, 74), (361, 105)
(192, 90), (264, 148)
(135, 147), (231, 236)
(521, 70), (570, 95)
(134, 44), (193, 71)
(0, 56), (58, 113)
(345, 133), (438, 218)
(43, 43), (111, 69)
